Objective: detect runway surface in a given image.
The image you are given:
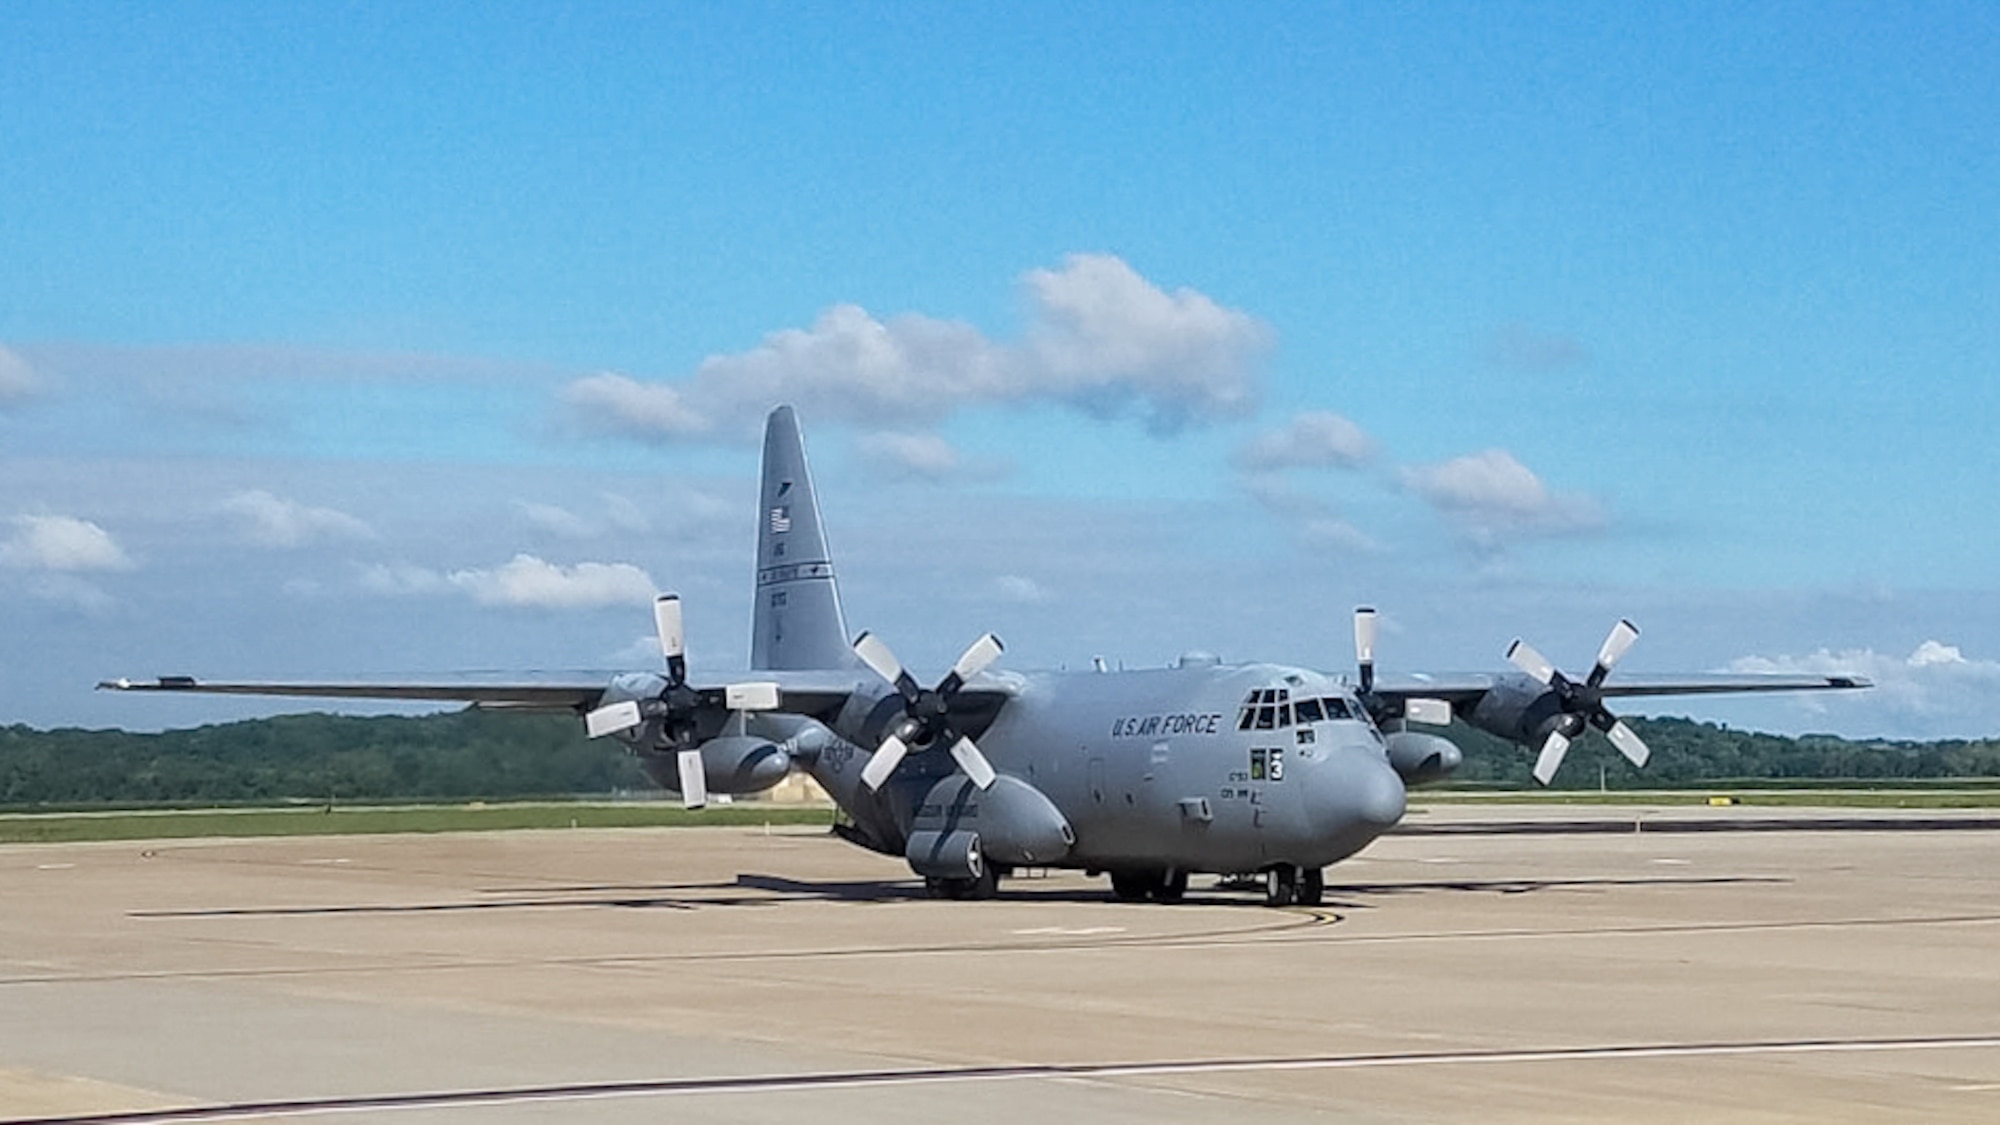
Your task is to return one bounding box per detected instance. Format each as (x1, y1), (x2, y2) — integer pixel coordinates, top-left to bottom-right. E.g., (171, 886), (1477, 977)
(4, 805), (1999, 1122)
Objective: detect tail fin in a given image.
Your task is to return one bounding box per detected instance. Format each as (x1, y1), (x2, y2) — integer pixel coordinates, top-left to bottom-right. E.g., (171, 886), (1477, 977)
(751, 405), (855, 671)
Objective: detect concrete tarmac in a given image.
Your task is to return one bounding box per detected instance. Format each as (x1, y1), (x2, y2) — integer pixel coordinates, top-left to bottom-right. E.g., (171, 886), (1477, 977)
(4, 807), (2000, 1123)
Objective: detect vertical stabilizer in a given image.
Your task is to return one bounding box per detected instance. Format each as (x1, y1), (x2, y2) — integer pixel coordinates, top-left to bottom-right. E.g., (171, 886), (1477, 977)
(751, 406), (854, 671)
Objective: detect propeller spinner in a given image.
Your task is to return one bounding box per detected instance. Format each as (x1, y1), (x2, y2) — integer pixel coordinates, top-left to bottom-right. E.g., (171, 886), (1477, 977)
(853, 631), (1003, 791)
(1506, 618), (1651, 785)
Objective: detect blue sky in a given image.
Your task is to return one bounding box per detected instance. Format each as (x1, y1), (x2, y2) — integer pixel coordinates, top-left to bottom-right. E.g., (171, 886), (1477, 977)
(3, 2), (1996, 738)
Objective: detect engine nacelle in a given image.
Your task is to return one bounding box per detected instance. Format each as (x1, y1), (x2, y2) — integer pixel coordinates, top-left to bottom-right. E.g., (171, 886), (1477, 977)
(642, 735), (793, 797)
(1385, 730), (1463, 785)
(1464, 673), (1569, 747)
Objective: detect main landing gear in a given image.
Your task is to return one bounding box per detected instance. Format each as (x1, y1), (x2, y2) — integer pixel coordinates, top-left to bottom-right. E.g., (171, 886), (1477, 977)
(1108, 868), (1189, 904)
(925, 864), (1001, 901)
(1264, 864), (1325, 908)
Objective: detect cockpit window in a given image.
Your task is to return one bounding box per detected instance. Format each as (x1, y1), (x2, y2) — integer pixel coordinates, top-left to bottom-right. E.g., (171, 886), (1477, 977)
(1294, 697), (1323, 723)
(1321, 696), (1352, 720)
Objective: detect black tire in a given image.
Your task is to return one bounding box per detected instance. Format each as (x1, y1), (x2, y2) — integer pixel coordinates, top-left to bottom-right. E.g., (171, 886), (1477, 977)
(1297, 867), (1325, 907)
(962, 862), (1000, 901)
(1109, 870), (1153, 902)
(1151, 867), (1188, 903)
(1264, 865), (1298, 908)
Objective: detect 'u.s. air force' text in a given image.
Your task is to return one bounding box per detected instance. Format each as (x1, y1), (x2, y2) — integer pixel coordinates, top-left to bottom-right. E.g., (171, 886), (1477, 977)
(1109, 713), (1225, 738)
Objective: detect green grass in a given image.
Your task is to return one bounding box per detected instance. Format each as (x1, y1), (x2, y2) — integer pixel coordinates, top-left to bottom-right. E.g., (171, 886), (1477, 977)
(0, 801), (839, 844)
(1412, 789), (2000, 809)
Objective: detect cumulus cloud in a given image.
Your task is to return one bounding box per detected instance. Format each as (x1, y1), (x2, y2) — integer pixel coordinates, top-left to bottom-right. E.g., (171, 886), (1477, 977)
(356, 562), (449, 596)
(1, 515), (135, 572)
(517, 494), (659, 540)
(0, 345), (41, 408)
(1726, 642), (2000, 738)
(447, 555), (654, 610)
(992, 574), (1051, 604)
(853, 431), (1013, 484)
(1234, 411), (1376, 472)
(1401, 449), (1604, 549)
(220, 491), (375, 548)
(560, 254), (1270, 442)
(1237, 476), (1380, 554)
(360, 555), (654, 609)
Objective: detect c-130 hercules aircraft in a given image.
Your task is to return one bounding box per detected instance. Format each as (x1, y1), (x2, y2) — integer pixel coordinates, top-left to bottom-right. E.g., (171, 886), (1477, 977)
(104, 406), (1868, 906)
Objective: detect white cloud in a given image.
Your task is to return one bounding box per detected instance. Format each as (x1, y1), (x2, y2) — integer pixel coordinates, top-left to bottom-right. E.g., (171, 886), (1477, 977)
(1401, 449), (1604, 548)
(446, 554), (655, 610)
(220, 490), (375, 548)
(563, 373), (711, 440)
(1, 515), (135, 572)
(24, 574), (117, 615)
(992, 574), (1051, 604)
(518, 494), (664, 541)
(1726, 642), (2000, 738)
(357, 562), (451, 597)
(0, 346), (41, 408)
(560, 254), (1270, 441)
(1235, 411), (1376, 471)
(856, 430), (1007, 484)
(1237, 476), (1380, 554)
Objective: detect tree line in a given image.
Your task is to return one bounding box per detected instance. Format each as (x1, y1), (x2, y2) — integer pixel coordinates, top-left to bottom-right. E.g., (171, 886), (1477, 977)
(2, 709), (1997, 809)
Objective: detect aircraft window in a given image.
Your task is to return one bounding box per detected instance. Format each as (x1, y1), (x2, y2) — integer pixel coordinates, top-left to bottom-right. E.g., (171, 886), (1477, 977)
(1277, 702), (1292, 728)
(1295, 698), (1323, 723)
(1237, 709), (1256, 731)
(1254, 706), (1276, 730)
(1321, 697), (1352, 720)
(1276, 688), (1290, 703)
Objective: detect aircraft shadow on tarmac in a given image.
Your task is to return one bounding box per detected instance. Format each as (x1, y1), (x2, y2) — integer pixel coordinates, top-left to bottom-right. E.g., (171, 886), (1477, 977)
(129, 872), (1790, 920)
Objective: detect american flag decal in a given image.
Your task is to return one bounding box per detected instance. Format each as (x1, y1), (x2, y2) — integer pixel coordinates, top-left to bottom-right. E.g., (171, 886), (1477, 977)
(769, 506), (791, 533)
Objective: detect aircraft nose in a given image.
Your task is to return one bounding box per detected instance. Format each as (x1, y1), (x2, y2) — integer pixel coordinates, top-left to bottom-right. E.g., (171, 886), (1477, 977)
(1351, 754), (1407, 829)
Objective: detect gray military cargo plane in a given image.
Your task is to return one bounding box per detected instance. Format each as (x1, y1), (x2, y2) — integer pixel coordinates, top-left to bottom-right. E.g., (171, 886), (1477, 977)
(104, 405), (1869, 906)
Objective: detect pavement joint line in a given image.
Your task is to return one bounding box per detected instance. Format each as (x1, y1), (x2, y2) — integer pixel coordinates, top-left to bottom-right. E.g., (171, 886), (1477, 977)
(10, 1035), (2000, 1123)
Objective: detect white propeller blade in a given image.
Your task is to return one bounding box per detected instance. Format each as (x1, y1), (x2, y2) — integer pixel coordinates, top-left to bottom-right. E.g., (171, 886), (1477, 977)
(676, 748), (708, 810)
(950, 633), (1006, 682)
(1532, 730), (1572, 785)
(1605, 720), (1651, 768)
(1353, 607), (1377, 666)
(1405, 697), (1452, 726)
(860, 733), (910, 791)
(1596, 619), (1640, 674)
(852, 632), (905, 687)
(653, 594), (685, 662)
(948, 736), (998, 790)
(585, 700), (643, 739)
(1506, 640), (1558, 685)
(725, 681), (781, 711)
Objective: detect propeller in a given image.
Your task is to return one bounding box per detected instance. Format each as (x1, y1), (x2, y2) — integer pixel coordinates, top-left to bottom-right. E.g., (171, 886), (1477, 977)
(1353, 606), (1451, 725)
(853, 631), (1003, 791)
(1506, 618), (1651, 785)
(583, 593), (778, 808)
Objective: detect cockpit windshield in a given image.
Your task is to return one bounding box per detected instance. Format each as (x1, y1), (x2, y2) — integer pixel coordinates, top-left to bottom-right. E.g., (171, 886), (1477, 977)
(1234, 687), (1355, 731)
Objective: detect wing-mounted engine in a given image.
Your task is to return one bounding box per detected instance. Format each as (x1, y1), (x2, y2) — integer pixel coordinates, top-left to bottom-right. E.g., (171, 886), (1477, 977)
(849, 630), (1007, 791)
(904, 773), (1075, 899)
(1384, 730), (1462, 785)
(1463, 619), (1653, 784)
(582, 593), (787, 808)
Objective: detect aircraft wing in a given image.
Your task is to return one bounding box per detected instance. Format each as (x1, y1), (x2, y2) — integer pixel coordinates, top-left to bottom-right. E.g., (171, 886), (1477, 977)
(97, 676), (608, 712)
(92, 670), (994, 729)
(1370, 671), (1871, 705)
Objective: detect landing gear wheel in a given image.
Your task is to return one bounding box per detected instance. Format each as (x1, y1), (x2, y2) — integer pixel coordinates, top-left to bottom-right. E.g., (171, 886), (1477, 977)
(961, 861), (1000, 901)
(1109, 870), (1153, 902)
(1297, 867), (1325, 907)
(1152, 867), (1188, 904)
(1265, 864), (1299, 908)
